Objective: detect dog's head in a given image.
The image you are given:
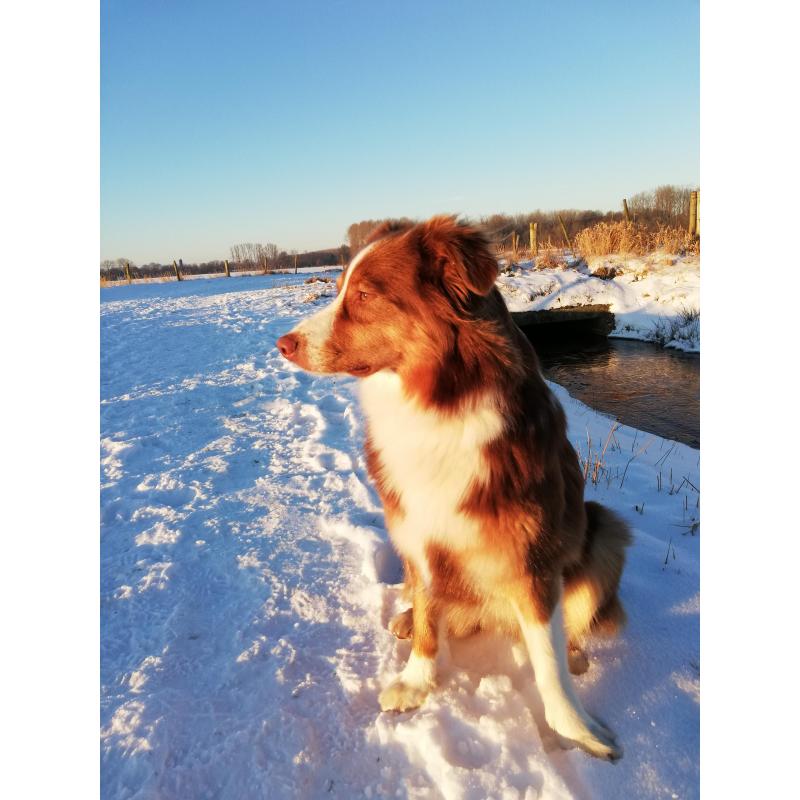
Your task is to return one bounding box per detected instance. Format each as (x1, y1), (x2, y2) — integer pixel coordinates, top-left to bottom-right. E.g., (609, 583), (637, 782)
(276, 215), (499, 381)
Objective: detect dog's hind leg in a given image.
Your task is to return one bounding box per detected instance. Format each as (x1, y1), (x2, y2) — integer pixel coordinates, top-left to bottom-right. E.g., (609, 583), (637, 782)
(567, 642), (590, 675)
(591, 593), (627, 637)
(388, 607), (413, 639)
(511, 577), (622, 761)
(562, 501), (631, 671)
(388, 559), (416, 639)
(379, 588), (439, 713)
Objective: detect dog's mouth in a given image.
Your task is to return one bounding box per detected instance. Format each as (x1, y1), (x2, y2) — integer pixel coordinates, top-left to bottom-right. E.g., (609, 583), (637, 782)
(348, 365), (373, 377)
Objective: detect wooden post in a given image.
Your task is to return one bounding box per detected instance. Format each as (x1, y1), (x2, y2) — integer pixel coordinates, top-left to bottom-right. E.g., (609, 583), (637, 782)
(173, 259), (182, 281)
(557, 214), (573, 250)
(511, 231), (518, 260)
(224, 259), (230, 278)
(124, 261), (132, 285)
(688, 190), (698, 236)
(530, 222), (538, 257)
(694, 190), (700, 237)
(623, 198), (631, 223)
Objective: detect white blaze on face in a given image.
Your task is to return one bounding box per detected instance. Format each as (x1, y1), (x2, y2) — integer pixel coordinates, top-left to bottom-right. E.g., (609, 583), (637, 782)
(291, 242), (377, 370)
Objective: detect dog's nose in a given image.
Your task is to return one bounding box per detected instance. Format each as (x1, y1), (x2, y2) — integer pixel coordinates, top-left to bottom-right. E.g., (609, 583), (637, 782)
(276, 333), (299, 359)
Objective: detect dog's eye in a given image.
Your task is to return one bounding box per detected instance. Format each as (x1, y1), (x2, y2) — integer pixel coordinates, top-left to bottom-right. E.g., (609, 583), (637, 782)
(358, 291), (369, 301)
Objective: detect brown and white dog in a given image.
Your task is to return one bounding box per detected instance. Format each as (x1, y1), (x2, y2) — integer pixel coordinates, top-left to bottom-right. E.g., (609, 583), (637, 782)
(276, 216), (631, 761)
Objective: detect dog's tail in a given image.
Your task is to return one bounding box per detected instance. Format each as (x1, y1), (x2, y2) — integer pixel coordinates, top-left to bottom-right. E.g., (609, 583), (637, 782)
(563, 501), (632, 644)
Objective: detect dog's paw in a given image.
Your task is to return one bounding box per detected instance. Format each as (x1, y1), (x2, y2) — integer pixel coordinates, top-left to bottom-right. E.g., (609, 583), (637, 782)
(379, 678), (429, 713)
(388, 608), (413, 640)
(550, 713), (623, 762)
(567, 646), (590, 676)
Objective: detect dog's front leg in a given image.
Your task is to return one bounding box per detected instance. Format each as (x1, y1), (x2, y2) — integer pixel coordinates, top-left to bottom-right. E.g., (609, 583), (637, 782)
(379, 584), (438, 712)
(512, 578), (622, 761)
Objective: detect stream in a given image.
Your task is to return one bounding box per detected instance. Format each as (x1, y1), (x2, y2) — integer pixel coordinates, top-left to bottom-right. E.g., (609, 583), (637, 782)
(534, 336), (699, 448)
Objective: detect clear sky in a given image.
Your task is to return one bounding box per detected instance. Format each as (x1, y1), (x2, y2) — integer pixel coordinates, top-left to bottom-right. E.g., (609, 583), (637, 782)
(101, 0), (699, 264)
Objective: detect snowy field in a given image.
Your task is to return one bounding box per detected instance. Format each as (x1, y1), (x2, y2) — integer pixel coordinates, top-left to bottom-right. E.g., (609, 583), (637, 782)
(102, 266), (337, 286)
(497, 253), (700, 352)
(101, 276), (699, 799)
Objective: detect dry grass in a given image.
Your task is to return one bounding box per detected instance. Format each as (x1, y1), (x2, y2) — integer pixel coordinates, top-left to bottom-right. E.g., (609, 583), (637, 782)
(648, 305), (700, 348)
(575, 221), (650, 257)
(534, 249), (570, 270)
(577, 422), (620, 486)
(575, 221), (699, 257)
(497, 237), (567, 267)
(651, 224), (699, 254)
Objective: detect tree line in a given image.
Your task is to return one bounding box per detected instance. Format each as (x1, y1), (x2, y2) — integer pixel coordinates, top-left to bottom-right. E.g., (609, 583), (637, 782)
(346, 185), (697, 252)
(100, 246), (349, 281)
(101, 185), (696, 279)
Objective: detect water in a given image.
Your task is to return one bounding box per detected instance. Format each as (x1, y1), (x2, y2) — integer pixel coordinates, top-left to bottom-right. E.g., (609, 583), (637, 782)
(532, 336), (699, 448)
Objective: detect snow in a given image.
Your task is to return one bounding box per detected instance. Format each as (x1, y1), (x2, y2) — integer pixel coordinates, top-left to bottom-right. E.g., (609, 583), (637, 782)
(102, 265), (337, 287)
(101, 276), (699, 799)
(496, 253), (700, 352)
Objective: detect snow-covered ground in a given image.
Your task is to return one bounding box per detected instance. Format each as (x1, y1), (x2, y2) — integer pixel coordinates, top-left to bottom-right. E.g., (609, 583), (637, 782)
(102, 265), (336, 287)
(101, 277), (699, 799)
(497, 253), (700, 352)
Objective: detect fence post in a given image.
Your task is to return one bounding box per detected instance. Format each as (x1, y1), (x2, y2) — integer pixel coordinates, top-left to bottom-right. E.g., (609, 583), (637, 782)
(688, 190), (698, 237)
(557, 214), (573, 250)
(694, 189), (700, 239)
(695, 190), (700, 237)
(530, 222), (538, 258)
(623, 198), (631, 223)
(224, 259), (230, 278)
(124, 261), (132, 285)
(173, 259), (182, 281)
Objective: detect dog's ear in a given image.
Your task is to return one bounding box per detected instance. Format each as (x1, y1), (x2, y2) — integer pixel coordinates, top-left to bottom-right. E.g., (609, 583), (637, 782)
(419, 215), (498, 304)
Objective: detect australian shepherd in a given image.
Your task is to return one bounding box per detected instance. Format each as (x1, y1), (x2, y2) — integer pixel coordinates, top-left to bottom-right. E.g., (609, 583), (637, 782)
(277, 216), (631, 761)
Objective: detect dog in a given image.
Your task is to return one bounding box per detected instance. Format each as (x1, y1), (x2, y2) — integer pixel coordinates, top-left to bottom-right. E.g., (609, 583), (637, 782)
(277, 216), (631, 761)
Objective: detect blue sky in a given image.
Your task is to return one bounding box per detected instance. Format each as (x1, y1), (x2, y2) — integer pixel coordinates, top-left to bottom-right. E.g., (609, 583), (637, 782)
(101, 0), (699, 264)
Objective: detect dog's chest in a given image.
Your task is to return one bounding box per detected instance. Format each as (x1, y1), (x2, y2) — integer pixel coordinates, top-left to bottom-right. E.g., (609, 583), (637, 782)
(359, 371), (504, 579)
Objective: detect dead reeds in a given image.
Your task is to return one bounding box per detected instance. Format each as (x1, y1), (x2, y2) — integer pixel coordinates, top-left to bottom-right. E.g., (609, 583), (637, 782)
(575, 221), (699, 257)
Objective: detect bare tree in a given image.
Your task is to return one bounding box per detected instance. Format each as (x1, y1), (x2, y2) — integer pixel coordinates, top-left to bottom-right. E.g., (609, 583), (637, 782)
(229, 242), (280, 273)
(629, 185), (695, 227)
(346, 218), (414, 252)
(257, 243), (279, 273)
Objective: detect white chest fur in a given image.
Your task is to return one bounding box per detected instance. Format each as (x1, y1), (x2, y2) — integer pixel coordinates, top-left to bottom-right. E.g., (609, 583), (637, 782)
(359, 371), (505, 583)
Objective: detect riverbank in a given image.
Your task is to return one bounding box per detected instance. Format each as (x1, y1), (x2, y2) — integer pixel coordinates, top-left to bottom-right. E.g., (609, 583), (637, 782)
(101, 277), (699, 799)
(497, 252), (700, 352)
